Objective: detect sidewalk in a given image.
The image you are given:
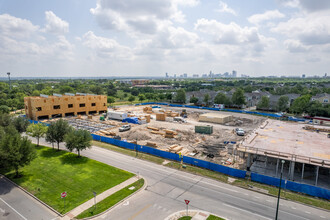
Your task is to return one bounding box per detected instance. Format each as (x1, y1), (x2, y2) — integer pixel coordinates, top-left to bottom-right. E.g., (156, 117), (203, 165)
(65, 176), (139, 219)
(64, 176), (139, 219)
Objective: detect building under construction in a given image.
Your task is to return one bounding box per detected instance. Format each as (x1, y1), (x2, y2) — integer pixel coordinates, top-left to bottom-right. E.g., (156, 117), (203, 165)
(24, 93), (107, 120)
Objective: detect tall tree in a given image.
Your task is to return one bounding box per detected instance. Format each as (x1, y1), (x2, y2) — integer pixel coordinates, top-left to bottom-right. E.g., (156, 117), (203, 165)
(128, 95), (136, 103)
(53, 119), (71, 151)
(65, 129), (92, 157)
(0, 130), (36, 177)
(26, 123), (48, 146)
(175, 89), (186, 103)
(138, 94), (145, 102)
(232, 88), (246, 107)
(290, 94), (311, 114)
(190, 96), (199, 104)
(45, 122), (56, 149)
(277, 96), (289, 112)
(204, 94), (210, 105)
(214, 93), (230, 105)
(258, 96), (270, 109)
(11, 117), (29, 133)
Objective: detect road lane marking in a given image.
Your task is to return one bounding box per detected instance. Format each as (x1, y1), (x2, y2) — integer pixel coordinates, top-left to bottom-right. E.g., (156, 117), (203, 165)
(223, 203), (272, 220)
(0, 198), (27, 220)
(304, 211), (311, 214)
(320, 216), (326, 218)
(291, 206), (296, 210)
(128, 204), (151, 220)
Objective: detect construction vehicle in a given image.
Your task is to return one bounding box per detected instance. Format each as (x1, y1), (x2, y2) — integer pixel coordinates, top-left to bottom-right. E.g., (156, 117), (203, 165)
(180, 109), (187, 118)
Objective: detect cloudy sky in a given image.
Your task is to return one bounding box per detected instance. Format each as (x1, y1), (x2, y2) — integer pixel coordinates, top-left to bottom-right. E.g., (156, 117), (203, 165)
(0, 0), (329, 77)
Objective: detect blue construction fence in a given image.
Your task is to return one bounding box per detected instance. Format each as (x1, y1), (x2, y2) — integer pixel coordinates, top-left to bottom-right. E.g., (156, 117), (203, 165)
(135, 102), (283, 118)
(91, 134), (246, 179)
(28, 119), (50, 126)
(251, 173), (330, 200)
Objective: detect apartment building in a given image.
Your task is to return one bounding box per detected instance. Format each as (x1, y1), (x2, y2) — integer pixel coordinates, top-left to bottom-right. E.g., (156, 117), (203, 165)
(24, 93), (107, 120)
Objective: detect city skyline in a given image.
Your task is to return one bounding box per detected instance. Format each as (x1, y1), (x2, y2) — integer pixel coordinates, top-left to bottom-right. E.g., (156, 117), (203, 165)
(0, 0), (330, 77)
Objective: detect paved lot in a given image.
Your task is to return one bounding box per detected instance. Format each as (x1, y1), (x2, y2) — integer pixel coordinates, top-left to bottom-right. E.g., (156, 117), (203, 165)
(0, 176), (58, 220)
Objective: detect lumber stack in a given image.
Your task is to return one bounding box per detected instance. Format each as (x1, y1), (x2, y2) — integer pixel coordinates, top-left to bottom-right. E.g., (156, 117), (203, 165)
(146, 142), (159, 148)
(156, 113), (166, 121)
(143, 106), (152, 112)
(304, 126), (330, 133)
(169, 145), (183, 153)
(147, 126), (159, 131)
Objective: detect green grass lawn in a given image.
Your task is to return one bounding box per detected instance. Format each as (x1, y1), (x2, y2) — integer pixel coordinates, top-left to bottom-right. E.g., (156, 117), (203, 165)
(76, 178), (144, 219)
(207, 214), (225, 220)
(1, 145), (134, 214)
(178, 216), (192, 220)
(92, 141), (165, 164)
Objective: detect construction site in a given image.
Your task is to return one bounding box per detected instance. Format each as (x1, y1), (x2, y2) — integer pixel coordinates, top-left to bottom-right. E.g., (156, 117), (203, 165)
(39, 104), (330, 189)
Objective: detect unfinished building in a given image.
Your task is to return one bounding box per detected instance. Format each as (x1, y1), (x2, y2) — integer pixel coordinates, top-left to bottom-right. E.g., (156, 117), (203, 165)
(238, 120), (330, 188)
(24, 93), (107, 120)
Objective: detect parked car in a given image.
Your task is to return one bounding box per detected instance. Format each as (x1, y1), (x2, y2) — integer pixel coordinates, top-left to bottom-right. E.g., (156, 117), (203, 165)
(119, 124), (131, 132)
(235, 128), (245, 136)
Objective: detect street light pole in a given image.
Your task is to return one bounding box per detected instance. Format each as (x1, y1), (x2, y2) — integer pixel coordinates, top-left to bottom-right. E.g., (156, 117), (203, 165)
(275, 160), (285, 220)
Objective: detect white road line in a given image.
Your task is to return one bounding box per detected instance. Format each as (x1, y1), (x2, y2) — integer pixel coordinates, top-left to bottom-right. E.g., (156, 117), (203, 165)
(291, 206), (296, 210)
(0, 198), (27, 220)
(266, 200), (272, 202)
(254, 196), (260, 199)
(304, 211), (311, 214)
(244, 193), (249, 196)
(223, 203), (272, 220)
(320, 216), (326, 218)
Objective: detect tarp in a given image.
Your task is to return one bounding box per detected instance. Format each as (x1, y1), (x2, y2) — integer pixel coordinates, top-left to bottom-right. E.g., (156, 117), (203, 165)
(122, 117), (140, 124)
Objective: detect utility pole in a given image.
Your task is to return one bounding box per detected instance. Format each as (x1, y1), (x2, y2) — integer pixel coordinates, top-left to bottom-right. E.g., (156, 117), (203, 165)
(275, 160), (285, 220)
(7, 72), (11, 91)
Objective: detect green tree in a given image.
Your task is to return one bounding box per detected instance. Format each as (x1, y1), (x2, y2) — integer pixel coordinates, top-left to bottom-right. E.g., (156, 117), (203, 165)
(138, 94), (145, 102)
(26, 123), (48, 146)
(214, 93), (230, 106)
(45, 122), (56, 149)
(107, 96), (115, 106)
(204, 94), (210, 105)
(232, 88), (246, 107)
(257, 96), (270, 109)
(11, 117), (29, 133)
(53, 119), (71, 151)
(175, 89), (186, 103)
(277, 96), (289, 112)
(190, 96), (199, 104)
(64, 129), (92, 157)
(0, 131), (36, 177)
(0, 105), (10, 114)
(290, 94), (311, 114)
(128, 95), (136, 103)
(145, 93), (154, 101)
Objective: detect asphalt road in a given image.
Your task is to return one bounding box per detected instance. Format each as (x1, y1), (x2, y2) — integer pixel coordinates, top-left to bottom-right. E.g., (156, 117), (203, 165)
(32, 137), (329, 220)
(0, 176), (58, 220)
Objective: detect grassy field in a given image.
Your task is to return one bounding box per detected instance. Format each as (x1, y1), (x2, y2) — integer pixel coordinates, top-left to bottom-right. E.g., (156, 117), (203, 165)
(178, 216), (192, 220)
(76, 178), (144, 219)
(92, 141), (165, 164)
(207, 214), (225, 220)
(90, 141), (330, 210)
(1, 145), (134, 214)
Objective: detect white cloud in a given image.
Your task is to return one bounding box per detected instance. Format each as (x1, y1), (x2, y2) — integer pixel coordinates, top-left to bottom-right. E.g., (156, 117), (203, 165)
(284, 39), (310, 53)
(44, 11), (69, 35)
(0, 13), (39, 38)
(195, 18), (260, 45)
(272, 11), (330, 46)
(82, 31), (133, 60)
(216, 1), (237, 16)
(248, 10), (285, 25)
(90, 0), (198, 35)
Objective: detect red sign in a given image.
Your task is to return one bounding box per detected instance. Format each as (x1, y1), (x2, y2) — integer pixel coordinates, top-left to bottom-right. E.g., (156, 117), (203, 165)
(61, 192), (67, 198)
(185, 200), (190, 205)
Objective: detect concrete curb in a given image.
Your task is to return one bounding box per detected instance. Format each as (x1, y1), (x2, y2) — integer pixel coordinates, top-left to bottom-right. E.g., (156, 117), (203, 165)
(76, 176), (147, 220)
(0, 174), (62, 217)
(164, 209), (228, 220)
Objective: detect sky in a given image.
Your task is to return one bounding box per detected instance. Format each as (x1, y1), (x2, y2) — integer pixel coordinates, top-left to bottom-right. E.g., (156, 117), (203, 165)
(0, 0), (330, 78)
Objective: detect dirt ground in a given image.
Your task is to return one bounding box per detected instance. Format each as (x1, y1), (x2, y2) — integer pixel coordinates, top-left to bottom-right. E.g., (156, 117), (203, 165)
(114, 105), (265, 165)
